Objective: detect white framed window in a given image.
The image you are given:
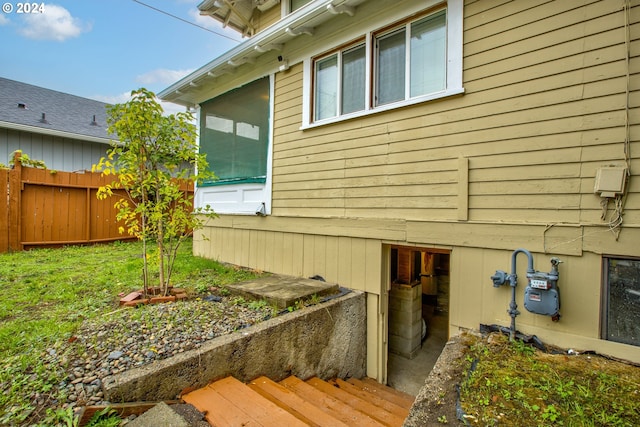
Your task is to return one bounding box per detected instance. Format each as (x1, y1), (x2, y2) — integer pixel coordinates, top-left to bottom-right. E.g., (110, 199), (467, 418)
(302, 1), (463, 128)
(375, 10), (446, 106)
(196, 76), (274, 215)
(313, 43), (366, 121)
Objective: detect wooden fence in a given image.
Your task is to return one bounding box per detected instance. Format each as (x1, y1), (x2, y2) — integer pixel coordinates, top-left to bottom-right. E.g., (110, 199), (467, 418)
(0, 153), (193, 253)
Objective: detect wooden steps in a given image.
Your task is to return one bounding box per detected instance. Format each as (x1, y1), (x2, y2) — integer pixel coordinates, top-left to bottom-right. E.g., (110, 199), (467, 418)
(182, 375), (414, 427)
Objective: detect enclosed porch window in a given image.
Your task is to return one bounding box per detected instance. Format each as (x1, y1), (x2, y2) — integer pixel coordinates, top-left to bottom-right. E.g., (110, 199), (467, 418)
(200, 77), (270, 186)
(197, 76), (272, 215)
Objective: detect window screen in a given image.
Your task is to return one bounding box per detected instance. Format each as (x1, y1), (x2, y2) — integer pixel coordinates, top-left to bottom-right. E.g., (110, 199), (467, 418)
(375, 9), (446, 106)
(315, 55), (338, 121)
(199, 77), (270, 186)
(313, 43), (365, 121)
(376, 29), (406, 106)
(341, 45), (366, 114)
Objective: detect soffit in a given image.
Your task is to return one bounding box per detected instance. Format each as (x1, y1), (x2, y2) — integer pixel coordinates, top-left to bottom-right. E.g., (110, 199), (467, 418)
(159, 0), (367, 106)
(198, 0), (259, 37)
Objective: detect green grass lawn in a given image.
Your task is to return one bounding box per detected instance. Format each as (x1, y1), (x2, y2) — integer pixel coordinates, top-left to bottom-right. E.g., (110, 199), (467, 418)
(0, 240), (259, 426)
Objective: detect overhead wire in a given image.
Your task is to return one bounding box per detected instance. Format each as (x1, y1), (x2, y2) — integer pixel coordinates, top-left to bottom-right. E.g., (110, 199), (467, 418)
(131, 0), (242, 43)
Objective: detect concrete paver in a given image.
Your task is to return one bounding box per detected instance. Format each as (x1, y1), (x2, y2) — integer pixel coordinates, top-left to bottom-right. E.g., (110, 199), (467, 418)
(227, 275), (339, 308)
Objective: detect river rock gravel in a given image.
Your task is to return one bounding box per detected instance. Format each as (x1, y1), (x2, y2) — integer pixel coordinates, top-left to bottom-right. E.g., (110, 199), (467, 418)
(48, 295), (274, 409)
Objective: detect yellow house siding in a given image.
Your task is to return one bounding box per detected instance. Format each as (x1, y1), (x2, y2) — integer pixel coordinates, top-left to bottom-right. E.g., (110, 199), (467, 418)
(194, 218), (383, 293)
(191, 0), (640, 371)
(265, 0), (637, 230)
(252, 4), (281, 34)
(450, 247), (601, 337)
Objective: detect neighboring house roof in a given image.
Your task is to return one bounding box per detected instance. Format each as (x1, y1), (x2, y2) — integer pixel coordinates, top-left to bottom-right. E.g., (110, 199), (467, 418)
(0, 77), (113, 144)
(160, 0), (367, 106)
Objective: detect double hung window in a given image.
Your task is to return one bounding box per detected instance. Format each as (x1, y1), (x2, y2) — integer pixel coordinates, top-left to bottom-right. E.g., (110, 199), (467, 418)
(375, 10), (446, 106)
(314, 43), (366, 121)
(306, 4), (461, 126)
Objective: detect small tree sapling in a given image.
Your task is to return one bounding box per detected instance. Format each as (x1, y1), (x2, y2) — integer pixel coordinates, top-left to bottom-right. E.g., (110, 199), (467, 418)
(93, 88), (216, 297)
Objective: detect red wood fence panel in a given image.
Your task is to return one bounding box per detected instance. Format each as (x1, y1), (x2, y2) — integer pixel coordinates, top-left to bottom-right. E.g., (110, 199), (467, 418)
(0, 152), (193, 253)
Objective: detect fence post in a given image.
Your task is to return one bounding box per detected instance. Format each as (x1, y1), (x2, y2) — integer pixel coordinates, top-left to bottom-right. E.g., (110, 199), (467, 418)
(8, 151), (23, 251)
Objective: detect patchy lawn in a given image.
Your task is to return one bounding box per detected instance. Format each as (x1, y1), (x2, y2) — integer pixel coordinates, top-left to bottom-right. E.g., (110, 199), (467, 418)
(0, 240), (264, 426)
(458, 333), (640, 426)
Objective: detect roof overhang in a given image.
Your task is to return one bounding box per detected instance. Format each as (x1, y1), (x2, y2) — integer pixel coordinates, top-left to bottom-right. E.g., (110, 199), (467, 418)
(159, 0), (366, 106)
(0, 120), (114, 145)
(198, 0), (266, 37)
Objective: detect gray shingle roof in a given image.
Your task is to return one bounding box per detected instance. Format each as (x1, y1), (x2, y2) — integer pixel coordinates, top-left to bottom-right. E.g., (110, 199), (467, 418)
(0, 77), (114, 142)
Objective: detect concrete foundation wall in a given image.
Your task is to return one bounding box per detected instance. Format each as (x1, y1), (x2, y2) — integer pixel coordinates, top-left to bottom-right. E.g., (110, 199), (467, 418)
(102, 291), (366, 402)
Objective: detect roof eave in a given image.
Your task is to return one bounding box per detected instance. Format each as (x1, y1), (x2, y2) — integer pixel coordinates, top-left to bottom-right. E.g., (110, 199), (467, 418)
(158, 0), (364, 104)
(0, 120), (115, 145)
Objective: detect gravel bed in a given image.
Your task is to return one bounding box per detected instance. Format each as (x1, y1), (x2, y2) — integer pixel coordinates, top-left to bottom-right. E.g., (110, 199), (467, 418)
(46, 295), (273, 409)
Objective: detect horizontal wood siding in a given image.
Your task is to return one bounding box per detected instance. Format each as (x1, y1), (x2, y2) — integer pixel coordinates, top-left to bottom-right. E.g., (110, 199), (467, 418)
(268, 0), (638, 233)
(192, 0), (640, 369)
(254, 4), (281, 34)
(0, 128), (108, 172)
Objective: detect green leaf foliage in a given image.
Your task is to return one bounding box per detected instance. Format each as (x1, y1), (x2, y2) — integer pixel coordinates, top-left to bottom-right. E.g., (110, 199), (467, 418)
(93, 88), (217, 296)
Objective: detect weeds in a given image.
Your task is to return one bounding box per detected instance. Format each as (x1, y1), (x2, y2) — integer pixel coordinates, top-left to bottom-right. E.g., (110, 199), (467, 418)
(84, 407), (121, 427)
(287, 299), (306, 312)
(247, 299), (269, 310)
(459, 333), (640, 426)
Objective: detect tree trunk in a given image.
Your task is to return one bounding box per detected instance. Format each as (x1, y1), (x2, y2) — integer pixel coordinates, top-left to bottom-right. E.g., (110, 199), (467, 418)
(156, 186), (167, 296)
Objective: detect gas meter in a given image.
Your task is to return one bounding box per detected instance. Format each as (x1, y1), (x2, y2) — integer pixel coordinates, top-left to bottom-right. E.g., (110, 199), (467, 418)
(524, 257), (562, 320)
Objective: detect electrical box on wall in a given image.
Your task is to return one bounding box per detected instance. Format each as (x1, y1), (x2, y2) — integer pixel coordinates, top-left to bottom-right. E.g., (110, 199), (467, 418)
(594, 166), (627, 198)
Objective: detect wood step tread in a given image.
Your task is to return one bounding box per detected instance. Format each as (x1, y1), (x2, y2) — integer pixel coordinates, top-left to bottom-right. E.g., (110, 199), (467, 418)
(182, 382), (261, 427)
(329, 378), (409, 419)
(307, 377), (406, 427)
(183, 375), (414, 427)
(183, 376), (307, 427)
(347, 377), (415, 410)
(280, 376), (385, 427)
(249, 376), (349, 427)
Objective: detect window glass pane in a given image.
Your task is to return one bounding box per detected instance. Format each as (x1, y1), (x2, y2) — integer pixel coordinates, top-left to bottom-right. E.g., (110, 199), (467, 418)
(291, 0), (311, 12)
(199, 77), (270, 184)
(604, 258), (640, 347)
(315, 55), (338, 121)
(377, 29), (406, 106)
(411, 11), (447, 97)
(341, 45), (366, 114)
